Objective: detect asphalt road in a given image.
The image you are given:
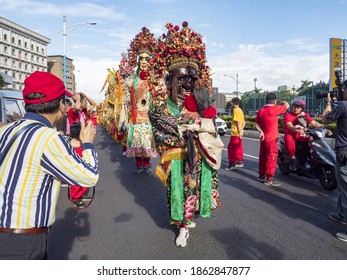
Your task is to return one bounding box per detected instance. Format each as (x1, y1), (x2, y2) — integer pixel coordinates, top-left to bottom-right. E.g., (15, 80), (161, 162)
(47, 126), (347, 260)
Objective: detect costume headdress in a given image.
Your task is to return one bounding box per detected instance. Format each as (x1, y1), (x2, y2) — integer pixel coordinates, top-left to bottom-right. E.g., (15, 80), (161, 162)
(128, 27), (157, 68)
(149, 21), (212, 101)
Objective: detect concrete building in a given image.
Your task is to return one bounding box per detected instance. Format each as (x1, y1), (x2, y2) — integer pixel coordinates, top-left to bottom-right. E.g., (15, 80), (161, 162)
(47, 55), (76, 94)
(0, 17), (51, 90)
(212, 87), (227, 113)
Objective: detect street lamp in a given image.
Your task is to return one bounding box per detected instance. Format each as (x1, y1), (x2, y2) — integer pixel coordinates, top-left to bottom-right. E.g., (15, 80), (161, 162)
(224, 74), (240, 98)
(254, 78), (257, 111)
(61, 15), (96, 87)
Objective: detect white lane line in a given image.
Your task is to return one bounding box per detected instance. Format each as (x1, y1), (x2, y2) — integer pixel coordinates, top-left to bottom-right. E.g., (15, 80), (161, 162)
(222, 148), (259, 159)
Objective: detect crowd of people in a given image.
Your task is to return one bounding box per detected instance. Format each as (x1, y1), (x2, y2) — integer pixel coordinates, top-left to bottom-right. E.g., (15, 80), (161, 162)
(1, 20), (347, 259)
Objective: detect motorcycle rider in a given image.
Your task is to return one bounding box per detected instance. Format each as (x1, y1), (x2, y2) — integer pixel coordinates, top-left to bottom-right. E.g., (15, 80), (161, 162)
(322, 80), (347, 242)
(284, 99), (325, 171)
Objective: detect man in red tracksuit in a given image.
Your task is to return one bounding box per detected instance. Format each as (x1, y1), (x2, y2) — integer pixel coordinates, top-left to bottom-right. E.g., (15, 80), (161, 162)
(255, 92), (289, 186)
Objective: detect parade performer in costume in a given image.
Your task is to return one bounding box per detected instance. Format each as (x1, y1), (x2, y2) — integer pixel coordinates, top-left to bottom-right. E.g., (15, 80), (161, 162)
(148, 22), (223, 247)
(123, 27), (158, 173)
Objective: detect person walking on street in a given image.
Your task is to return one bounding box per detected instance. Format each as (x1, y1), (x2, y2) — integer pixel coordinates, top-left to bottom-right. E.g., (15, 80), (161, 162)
(322, 80), (347, 242)
(0, 71), (99, 259)
(225, 97), (245, 170)
(255, 92), (289, 186)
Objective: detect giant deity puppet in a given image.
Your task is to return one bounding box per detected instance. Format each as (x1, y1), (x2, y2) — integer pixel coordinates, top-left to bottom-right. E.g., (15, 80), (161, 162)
(148, 22), (224, 247)
(122, 27), (158, 173)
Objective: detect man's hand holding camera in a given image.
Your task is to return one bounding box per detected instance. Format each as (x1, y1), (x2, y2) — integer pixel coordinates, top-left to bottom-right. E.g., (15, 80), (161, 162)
(79, 121), (96, 144)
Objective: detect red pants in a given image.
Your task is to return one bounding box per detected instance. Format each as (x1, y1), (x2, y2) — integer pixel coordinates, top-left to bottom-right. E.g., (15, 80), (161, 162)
(135, 157), (150, 167)
(258, 139), (278, 179)
(70, 185), (88, 201)
(227, 136), (244, 164)
(284, 134), (309, 157)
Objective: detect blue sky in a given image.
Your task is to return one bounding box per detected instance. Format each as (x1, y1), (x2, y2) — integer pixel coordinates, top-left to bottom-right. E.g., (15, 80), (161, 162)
(1, 0), (347, 100)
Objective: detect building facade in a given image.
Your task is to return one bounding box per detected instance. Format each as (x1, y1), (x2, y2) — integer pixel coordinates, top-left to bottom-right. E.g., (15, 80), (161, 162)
(0, 17), (51, 90)
(47, 55), (76, 94)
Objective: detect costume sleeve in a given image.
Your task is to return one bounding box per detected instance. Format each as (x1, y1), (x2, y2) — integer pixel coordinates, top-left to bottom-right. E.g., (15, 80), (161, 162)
(40, 132), (99, 187)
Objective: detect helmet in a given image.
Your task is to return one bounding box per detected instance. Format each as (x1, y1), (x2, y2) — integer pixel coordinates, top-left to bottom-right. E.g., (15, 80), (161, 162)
(292, 99), (306, 109)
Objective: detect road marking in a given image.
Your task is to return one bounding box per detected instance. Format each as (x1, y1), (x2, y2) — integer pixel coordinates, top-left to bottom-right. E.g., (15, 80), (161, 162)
(222, 148), (259, 159)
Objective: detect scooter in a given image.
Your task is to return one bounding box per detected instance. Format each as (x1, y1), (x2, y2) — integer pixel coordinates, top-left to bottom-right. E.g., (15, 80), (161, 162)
(277, 128), (337, 191)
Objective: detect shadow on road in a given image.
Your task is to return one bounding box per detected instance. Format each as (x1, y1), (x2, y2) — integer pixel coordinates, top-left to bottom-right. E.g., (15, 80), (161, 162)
(210, 227), (284, 259)
(218, 158), (338, 236)
(48, 208), (90, 260)
(95, 126), (170, 230)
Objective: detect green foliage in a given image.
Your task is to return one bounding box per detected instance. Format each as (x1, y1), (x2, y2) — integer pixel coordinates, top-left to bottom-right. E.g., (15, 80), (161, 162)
(0, 74), (6, 89)
(220, 115), (336, 134)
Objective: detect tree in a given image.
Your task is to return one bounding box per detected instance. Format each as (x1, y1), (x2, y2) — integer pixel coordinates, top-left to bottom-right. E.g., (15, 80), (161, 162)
(0, 74), (6, 89)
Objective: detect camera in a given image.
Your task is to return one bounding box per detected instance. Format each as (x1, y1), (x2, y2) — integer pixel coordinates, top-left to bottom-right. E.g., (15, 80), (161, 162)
(70, 122), (81, 138)
(315, 88), (339, 99)
(316, 68), (344, 100)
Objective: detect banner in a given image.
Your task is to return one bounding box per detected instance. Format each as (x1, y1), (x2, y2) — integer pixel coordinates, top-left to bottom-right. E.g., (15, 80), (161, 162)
(329, 38), (342, 90)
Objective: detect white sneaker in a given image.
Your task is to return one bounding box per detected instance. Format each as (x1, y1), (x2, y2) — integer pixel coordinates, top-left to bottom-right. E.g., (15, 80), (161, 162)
(186, 221), (196, 228)
(176, 227), (189, 247)
(122, 151), (126, 156)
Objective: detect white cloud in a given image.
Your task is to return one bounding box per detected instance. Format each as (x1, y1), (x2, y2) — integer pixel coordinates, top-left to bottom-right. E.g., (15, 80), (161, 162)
(74, 57), (119, 101)
(209, 42), (329, 93)
(0, 0), (127, 20)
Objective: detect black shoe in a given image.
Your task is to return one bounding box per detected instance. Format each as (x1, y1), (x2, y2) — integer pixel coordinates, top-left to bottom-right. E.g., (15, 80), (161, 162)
(143, 166), (151, 173)
(336, 232), (347, 242)
(289, 158), (297, 171)
(72, 199), (86, 208)
(328, 212), (346, 225)
(257, 175), (266, 182)
(135, 167), (143, 174)
(264, 178), (281, 187)
(225, 164), (236, 171)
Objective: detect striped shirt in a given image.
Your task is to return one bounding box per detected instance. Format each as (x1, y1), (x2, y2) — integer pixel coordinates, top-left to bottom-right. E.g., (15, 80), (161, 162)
(0, 112), (99, 229)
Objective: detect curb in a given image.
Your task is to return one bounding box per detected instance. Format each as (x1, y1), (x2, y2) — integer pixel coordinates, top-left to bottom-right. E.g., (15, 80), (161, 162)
(227, 129), (335, 149)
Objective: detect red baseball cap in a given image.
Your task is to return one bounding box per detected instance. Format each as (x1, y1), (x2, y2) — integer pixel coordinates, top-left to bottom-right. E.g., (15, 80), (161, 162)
(23, 71), (72, 104)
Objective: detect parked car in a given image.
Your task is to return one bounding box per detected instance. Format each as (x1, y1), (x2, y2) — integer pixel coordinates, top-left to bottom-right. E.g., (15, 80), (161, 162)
(0, 89), (25, 125)
(215, 117), (227, 136)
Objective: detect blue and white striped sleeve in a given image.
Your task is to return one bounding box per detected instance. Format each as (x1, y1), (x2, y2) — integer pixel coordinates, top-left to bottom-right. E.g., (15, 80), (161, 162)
(41, 132), (99, 187)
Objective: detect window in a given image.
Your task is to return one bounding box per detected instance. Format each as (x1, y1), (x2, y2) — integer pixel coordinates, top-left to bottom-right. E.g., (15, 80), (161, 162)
(24, 42), (27, 48)
(5, 99), (24, 124)
(18, 39), (21, 46)
(4, 46), (8, 53)
(12, 49), (15, 55)
(36, 46), (39, 52)
(41, 48), (44, 54)
(12, 37), (15, 44)
(31, 44), (34, 50)
(3, 34), (7, 41)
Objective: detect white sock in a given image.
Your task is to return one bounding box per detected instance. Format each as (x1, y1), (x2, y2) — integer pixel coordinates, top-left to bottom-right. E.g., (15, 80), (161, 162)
(176, 227), (189, 247)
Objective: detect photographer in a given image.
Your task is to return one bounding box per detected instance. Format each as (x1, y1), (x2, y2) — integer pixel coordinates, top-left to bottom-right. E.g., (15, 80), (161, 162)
(68, 92), (97, 131)
(322, 79), (347, 243)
